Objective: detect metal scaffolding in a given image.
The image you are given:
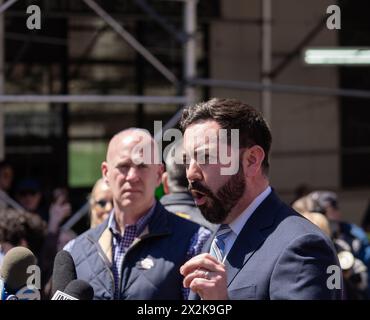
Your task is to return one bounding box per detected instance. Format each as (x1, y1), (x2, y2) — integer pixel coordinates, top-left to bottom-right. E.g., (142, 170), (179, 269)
(261, 0), (272, 126)
(1, 0), (370, 226)
(0, 0), (5, 160)
(1, 0), (370, 161)
(0, 0), (199, 161)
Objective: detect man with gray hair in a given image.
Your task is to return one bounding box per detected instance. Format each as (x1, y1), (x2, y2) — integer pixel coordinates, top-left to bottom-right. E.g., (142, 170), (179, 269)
(161, 140), (217, 231)
(60, 128), (210, 300)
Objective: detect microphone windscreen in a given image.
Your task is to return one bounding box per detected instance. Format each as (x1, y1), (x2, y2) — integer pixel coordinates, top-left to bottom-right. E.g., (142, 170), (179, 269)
(0, 247), (37, 292)
(51, 250), (77, 296)
(64, 279), (94, 300)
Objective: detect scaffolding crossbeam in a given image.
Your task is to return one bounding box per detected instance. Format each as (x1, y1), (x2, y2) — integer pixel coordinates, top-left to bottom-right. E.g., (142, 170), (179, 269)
(191, 78), (370, 99)
(0, 94), (187, 104)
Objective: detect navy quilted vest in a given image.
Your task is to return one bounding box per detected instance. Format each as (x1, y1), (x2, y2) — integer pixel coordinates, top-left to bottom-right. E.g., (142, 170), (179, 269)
(69, 202), (200, 300)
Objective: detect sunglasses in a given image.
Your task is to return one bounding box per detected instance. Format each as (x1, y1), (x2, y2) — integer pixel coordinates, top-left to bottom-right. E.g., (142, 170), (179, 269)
(94, 199), (113, 208)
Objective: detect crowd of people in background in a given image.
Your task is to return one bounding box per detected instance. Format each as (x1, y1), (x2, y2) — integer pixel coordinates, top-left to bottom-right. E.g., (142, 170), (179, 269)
(292, 190), (370, 299)
(0, 160), (89, 298)
(1, 99), (370, 300)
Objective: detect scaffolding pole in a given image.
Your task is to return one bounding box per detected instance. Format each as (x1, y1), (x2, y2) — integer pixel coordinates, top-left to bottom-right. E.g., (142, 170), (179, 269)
(0, 0), (17, 14)
(183, 0), (198, 106)
(261, 0), (272, 126)
(0, 0), (5, 160)
(191, 78), (370, 99)
(0, 95), (188, 104)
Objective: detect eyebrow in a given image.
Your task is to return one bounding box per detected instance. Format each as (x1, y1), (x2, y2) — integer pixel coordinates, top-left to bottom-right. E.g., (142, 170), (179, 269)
(183, 148), (211, 161)
(115, 159), (131, 167)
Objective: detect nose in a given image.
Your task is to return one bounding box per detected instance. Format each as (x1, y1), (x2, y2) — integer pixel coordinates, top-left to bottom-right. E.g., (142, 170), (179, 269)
(126, 166), (140, 182)
(105, 201), (113, 212)
(186, 159), (203, 182)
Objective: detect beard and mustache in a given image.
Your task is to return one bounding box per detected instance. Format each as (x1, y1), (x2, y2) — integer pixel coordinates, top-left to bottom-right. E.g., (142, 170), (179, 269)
(188, 164), (246, 224)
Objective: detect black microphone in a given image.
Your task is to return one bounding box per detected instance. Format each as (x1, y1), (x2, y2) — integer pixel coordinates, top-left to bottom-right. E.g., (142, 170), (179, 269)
(51, 250), (77, 296)
(51, 279), (94, 300)
(0, 247), (40, 300)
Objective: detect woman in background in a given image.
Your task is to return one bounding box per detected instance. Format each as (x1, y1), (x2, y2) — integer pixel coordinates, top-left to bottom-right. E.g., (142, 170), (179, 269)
(89, 178), (113, 229)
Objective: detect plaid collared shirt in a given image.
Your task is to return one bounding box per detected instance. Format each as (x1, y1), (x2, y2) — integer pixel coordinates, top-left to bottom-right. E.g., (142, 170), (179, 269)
(108, 204), (156, 299)
(108, 202), (211, 300)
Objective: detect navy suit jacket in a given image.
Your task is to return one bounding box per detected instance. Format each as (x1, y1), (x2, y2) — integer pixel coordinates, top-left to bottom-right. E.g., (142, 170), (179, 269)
(189, 190), (343, 300)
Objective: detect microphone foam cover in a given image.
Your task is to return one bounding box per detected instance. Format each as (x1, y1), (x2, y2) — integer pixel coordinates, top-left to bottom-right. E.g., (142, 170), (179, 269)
(0, 247), (37, 292)
(64, 279), (94, 300)
(51, 250), (77, 295)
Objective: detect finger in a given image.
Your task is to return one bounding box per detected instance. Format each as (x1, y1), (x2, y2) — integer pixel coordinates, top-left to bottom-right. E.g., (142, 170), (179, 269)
(183, 268), (213, 288)
(54, 194), (65, 205)
(189, 277), (215, 298)
(181, 254), (224, 275)
(184, 268), (226, 288)
(180, 254), (224, 276)
(181, 253), (221, 270)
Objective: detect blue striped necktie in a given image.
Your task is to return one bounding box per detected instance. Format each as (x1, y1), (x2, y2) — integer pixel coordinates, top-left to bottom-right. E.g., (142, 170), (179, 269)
(210, 224), (232, 262)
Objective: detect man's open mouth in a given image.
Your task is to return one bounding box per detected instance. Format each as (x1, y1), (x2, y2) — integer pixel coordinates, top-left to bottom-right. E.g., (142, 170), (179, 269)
(190, 189), (208, 206)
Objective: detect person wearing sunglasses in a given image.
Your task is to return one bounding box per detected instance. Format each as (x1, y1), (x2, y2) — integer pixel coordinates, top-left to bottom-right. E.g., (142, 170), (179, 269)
(89, 178), (113, 229)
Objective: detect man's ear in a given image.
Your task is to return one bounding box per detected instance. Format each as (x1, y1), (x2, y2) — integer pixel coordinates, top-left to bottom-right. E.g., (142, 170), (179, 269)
(156, 164), (164, 187)
(154, 164), (164, 188)
(162, 172), (169, 194)
(101, 161), (109, 186)
(243, 145), (265, 177)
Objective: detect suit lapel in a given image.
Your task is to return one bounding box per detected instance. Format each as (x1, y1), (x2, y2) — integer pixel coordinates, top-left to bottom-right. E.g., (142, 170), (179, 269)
(225, 191), (282, 286)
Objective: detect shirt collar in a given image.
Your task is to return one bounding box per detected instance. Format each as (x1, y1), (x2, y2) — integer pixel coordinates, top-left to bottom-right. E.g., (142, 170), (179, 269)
(108, 201), (157, 237)
(228, 186), (272, 237)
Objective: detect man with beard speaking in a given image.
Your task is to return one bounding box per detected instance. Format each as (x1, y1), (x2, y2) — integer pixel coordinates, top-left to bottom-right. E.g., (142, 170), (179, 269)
(179, 98), (343, 300)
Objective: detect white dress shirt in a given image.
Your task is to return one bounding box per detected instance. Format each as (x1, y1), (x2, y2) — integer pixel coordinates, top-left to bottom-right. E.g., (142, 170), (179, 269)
(219, 186), (272, 262)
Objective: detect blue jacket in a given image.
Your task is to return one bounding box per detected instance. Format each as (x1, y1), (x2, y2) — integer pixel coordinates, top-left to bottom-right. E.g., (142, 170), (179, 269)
(189, 191), (343, 300)
(68, 202), (201, 300)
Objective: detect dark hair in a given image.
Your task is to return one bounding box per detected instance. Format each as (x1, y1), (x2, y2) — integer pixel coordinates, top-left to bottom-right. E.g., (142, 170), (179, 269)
(166, 161), (188, 193)
(0, 208), (46, 255)
(180, 98), (272, 172)
(164, 141), (188, 193)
